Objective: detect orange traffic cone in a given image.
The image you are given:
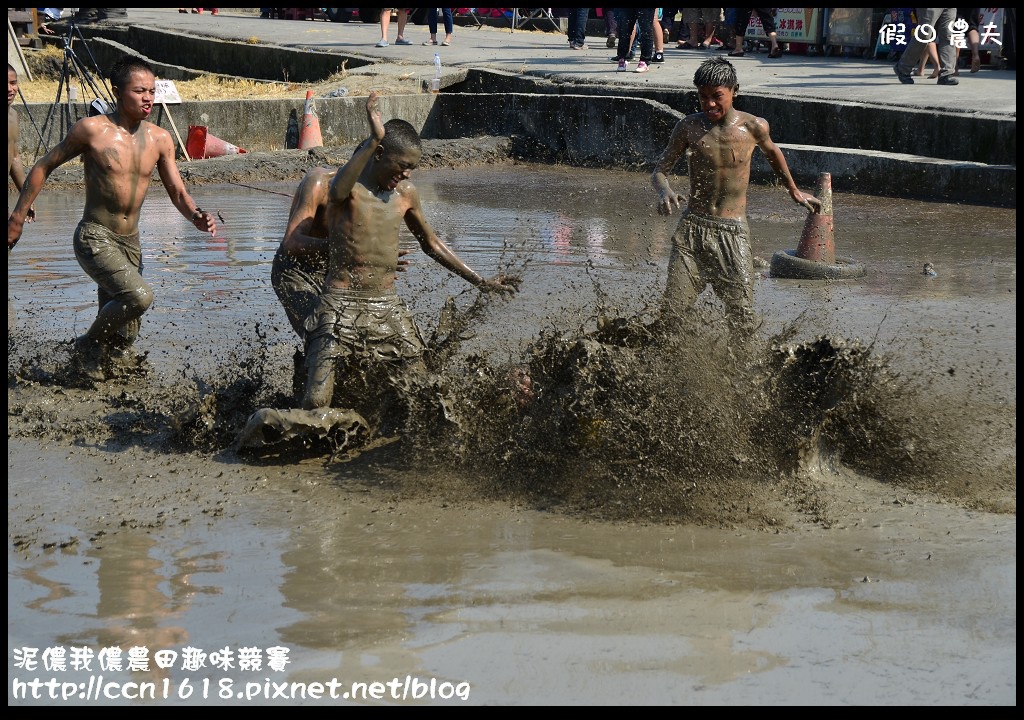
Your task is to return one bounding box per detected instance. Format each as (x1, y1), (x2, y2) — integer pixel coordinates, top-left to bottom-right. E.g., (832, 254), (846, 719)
(298, 90), (323, 150)
(794, 172), (836, 264)
(185, 125), (247, 159)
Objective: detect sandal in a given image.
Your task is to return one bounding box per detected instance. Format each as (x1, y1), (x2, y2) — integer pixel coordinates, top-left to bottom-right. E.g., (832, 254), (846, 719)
(768, 46), (783, 58)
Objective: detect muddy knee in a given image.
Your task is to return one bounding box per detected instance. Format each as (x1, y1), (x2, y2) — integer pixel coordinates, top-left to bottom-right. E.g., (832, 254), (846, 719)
(129, 285), (155, 315)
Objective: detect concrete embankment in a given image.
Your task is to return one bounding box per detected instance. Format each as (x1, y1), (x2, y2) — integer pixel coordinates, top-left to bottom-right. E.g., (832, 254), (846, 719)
(14, 18), (1016, 206)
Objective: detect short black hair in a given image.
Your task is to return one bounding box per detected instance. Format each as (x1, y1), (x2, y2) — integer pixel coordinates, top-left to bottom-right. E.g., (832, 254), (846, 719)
(108, 55), (155, 92)
(381, 119), (421, 156)
(694, 57), (738, 90)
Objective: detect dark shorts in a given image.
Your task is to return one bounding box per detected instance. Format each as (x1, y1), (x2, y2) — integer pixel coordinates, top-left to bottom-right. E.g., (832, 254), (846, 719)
(271, 247), (327, 339)
(73, 220), (150, 344)
(304, 287), (426, 367)
(663, 210), (755, 332)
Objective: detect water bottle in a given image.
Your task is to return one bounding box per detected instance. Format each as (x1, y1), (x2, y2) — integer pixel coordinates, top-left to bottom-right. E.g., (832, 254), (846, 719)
(431, 52), (442, 93)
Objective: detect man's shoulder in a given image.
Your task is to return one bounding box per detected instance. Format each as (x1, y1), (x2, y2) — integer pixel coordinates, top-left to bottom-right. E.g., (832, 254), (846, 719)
(143, 119), (172, 137)
(737, 111), (768, 128)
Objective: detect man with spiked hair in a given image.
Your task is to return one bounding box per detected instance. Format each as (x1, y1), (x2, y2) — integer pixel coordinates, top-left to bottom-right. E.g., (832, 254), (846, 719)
(652, 56), (819, 339)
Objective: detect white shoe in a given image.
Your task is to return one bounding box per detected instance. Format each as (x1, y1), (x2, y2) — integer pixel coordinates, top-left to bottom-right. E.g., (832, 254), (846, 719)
(375, 39), (389, 48)
(635, 61), (649, 73)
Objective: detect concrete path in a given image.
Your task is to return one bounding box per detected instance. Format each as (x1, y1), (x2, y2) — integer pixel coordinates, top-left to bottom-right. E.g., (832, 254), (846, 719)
(111, 7), (1015, 120)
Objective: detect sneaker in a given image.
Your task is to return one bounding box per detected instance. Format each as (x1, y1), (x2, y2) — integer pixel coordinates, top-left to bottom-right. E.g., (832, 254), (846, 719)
(375, 39), (389, 48)
(394, 37), (412, 45)
(652, 52), (664, 63)
(575, 42), (587, 50)
(606, 35), (616, 48)
(893, 64), (913, 84)
(635, 61), (649, 73)
(937, 75), (959, 85)
(617, 60), (628, 71)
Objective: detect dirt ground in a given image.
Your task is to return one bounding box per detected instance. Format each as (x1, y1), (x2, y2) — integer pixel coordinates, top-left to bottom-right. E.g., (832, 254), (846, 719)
(7, 157), (1017, 547)
(7, 59), (1016, 551)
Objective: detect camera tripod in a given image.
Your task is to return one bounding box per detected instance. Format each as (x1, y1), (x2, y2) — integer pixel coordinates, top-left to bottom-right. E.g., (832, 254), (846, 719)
(34, 19), (115, 157)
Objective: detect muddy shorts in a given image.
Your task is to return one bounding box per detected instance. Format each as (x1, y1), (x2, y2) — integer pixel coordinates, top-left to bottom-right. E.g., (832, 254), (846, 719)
(663, 210), (755, 332)
(73, 220), (149, 345)
(304, 287), (426, 368)
(271, 247), (328, 339)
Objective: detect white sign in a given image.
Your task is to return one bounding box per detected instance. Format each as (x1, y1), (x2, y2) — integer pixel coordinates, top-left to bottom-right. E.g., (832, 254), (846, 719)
(155, 79), (182, 105)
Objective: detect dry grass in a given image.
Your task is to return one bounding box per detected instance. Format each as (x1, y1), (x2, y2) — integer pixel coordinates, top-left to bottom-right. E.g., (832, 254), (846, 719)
(15, 45), (418, 104)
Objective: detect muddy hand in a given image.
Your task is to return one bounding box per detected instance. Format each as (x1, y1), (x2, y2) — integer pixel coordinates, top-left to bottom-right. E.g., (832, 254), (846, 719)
(481, 273), (522, 296)
(8, 216), (24, 250)
(658, 192), (685, 216)
(794, 191), (822, 213)
(397, 247), (412, 272)
(193, 209), (218, 237)
(366, 91), (385, 143)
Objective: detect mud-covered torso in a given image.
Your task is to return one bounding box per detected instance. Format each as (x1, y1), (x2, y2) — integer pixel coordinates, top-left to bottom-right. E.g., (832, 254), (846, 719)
(326, 180), (409, 291)
(684, 112), (760, 221)
(80, 117), (163, 236)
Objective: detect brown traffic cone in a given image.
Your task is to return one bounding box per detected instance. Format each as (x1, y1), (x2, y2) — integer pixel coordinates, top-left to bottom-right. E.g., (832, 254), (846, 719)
(185, 125), (247, 159)
(794, 172), (836, 264)
(298, 90), (323, 150)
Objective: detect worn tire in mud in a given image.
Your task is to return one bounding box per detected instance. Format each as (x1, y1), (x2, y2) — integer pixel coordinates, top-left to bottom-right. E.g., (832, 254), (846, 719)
(769, 249), (866, 280)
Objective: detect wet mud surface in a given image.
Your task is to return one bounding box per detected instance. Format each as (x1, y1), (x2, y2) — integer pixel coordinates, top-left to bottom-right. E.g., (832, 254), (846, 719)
(8, 144), (1016, 543)
(7, 150), (1015, 705)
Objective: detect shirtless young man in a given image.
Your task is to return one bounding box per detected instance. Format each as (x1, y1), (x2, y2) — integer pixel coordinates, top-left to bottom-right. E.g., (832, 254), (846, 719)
(7, 55), (216, 381)
(273, 165), (411, 396)
(8, 64), (35, 222)
(274, 166), (413, 339)
(9, 63), (34, 333)
(301, 91), (518, 414)
(651, 56), (819, 338)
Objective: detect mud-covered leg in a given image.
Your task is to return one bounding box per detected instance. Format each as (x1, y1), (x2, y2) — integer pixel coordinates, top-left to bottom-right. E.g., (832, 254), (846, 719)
(660, 235), (703, 336)
(302, 336), (337, 409)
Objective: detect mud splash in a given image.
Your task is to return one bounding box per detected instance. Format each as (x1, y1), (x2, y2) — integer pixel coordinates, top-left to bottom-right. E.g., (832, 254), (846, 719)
(7, 279), (1014, 529)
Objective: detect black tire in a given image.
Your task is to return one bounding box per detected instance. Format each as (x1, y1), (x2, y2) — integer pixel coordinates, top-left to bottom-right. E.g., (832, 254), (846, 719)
(325, 8), (354, 23)
(359, 8), (381, 23)
(769, 249), (867, 280)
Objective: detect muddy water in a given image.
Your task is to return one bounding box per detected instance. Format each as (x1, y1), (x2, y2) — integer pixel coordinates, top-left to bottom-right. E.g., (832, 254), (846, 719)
(7, 165), (1016, 705)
